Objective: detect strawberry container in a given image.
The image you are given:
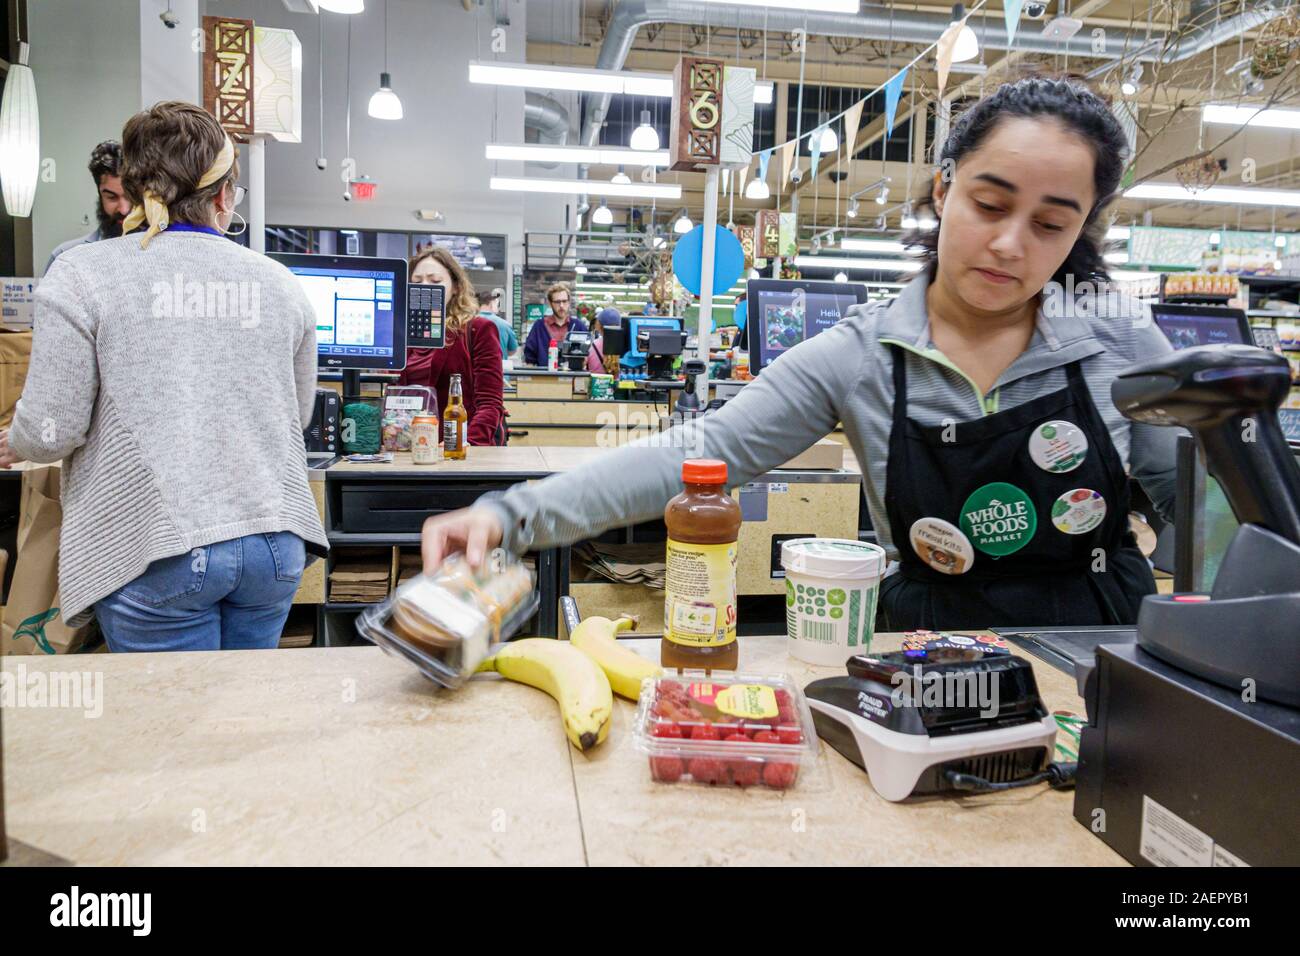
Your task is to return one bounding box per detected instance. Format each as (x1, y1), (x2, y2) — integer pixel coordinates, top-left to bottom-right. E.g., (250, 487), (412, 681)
(632, 673), (819, 790)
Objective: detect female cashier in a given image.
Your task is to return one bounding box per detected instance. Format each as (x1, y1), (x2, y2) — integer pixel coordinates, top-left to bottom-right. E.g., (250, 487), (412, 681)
(418, 76), (1179, 630)
(399, 247), (506, 445)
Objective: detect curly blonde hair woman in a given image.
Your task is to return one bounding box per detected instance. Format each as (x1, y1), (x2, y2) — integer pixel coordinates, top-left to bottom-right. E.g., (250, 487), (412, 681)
(397, 246), (506, 445)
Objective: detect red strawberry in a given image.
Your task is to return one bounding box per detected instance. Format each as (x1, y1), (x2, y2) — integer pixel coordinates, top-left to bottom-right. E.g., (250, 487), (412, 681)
(650, 756), (684, 782)
(752, 730), (781, 745)
(688, 757), (725, 784)
(776, 725), (804, 745)
(774, 688), (793, 708)
(777, 704), (797, 725)
(731, 759), (762, 787)
(652, 721), (683, 739)
(763, 761), (797, 790)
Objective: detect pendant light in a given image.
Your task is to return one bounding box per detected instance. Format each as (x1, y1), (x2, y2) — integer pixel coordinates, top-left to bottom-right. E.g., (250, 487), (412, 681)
(900, 202), (918, 230)
(1120, 63), (1143, 97)
(949, 4), (980, 63)
(834, 271), (849, 283)
(592, 201), (614, 226)
(673, 211), (694, 234)
(0, 41), (39, 217)
(816, 111), (838, 153)
(744, 176), (770, 200)
(318, 0), (365, 13)
(367, 0), (403, 120)
(611, 165), (631, 185)
(629, 109), (660, 151)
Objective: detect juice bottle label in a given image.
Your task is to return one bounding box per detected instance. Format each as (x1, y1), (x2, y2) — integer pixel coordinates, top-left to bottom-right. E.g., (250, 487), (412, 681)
(664, 539), (737, 647)
(688, 682), (778, 719)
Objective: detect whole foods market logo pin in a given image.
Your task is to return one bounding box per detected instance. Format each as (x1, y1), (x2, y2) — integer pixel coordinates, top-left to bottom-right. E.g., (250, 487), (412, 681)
(959, 482), (1036, 557)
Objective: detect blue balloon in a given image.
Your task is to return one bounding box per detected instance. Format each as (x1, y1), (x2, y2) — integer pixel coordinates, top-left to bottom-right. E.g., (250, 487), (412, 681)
(672, 224), (745, 299)
(733, 298), (747, 330)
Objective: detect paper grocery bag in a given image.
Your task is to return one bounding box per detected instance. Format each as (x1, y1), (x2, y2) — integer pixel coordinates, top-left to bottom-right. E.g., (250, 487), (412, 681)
(0, 328), (32, 430)
(0, 466), (96, 655)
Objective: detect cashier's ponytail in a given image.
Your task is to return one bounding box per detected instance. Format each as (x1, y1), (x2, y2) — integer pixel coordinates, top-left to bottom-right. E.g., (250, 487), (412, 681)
(908, 75), (1128, 285)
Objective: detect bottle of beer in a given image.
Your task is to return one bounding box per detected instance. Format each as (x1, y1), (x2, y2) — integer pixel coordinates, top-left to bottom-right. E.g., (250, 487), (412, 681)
(442, 373), (468, 460)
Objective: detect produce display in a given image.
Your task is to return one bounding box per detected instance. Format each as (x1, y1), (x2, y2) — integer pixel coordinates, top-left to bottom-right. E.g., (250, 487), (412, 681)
(633, 674), (819, 789)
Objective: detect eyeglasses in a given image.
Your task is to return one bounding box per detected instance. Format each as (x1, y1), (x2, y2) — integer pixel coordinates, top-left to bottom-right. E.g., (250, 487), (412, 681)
(232, 184), (247, 205)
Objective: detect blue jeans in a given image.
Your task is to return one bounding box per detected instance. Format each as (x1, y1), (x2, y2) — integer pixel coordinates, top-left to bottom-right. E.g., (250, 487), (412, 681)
(96, 532), (306, 652)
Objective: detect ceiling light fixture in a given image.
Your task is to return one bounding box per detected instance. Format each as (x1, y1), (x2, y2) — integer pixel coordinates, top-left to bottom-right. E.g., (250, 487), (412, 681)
(591, 201), (614, 226)
(629, 109), (661, 151)
(1124, 182), (1300, 208)
(611, 165), (631, 185)
(490, 177), (682, 199)
(674, 212), (694, 234)
(1202, 103), (1300, 130)
(367, 0), (402, 120)
(485, 144), (670, 166)
(1120, 63), (1143, 97)
(817, 111), (839, 153)
(794, 255), (924, 273)
(841, 238), (906, 253)
(317, 0), (364, 12)
(949, 4), (980, 63)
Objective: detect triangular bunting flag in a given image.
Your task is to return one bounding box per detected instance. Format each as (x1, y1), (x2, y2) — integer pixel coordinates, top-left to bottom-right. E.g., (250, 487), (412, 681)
(841, 99), (865, 163)
(810, 131), (823, 178)
(738, 164), (750, 196)
(883, 67), (909, 142)
(722, 168), (732, 195)
(936, 20), (962, 96)
(1004, 0), (1024, 45)
(758, 148), (772, 182)
(781, 139), (798, 183)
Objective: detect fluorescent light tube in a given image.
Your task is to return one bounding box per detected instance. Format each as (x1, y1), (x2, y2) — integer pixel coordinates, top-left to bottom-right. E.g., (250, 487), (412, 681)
(485, 144), (670, 166)
(794, 255), (923, 272)
(841, 238), (905, 253)
(1124, 183), (1300, 208)
(1202, 103), (1300, 131)
(491, 177), (682, 199)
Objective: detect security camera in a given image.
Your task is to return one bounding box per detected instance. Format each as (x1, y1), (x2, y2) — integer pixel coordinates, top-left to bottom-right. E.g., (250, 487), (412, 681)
(342, 190), (352, 202)
(316, 157), (328, 171)
(159, 9), (179, 28)
(1024, 2), (1048, 18)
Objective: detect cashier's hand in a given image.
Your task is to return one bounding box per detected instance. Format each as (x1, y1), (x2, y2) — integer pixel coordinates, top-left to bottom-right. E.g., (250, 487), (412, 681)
(0, 431), (22, 470)
(422, 507), (505, 573)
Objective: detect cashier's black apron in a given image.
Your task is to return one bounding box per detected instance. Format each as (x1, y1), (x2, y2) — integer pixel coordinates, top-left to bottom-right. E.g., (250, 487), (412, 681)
(879, 345), (1155, 630)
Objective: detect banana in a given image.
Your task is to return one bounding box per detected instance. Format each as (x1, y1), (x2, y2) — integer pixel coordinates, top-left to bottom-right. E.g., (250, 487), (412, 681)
(477, 639), (612, 751)
(570, 615), (662, 701)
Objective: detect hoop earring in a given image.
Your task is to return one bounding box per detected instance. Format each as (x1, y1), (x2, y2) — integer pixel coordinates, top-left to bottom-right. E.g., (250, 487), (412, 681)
(225, 210), (248, 238)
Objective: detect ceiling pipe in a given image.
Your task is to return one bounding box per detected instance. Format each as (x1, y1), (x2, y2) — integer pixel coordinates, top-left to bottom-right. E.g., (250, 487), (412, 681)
(579, 0), (1285, 147)
(523, 91), (571, 169)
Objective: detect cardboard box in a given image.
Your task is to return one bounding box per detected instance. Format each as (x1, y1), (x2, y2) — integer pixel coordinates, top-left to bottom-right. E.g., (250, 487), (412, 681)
(778, 437), (844, 471)
(1, 278), (37, 329)
(0, 329), (33, 430)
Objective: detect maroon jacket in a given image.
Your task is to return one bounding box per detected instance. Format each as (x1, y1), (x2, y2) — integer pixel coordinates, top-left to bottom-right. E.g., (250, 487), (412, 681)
(398, 316), (505, 445)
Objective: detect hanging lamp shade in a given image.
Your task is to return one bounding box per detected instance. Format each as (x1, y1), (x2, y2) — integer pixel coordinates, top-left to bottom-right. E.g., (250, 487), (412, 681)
(0, 43), (40, 218)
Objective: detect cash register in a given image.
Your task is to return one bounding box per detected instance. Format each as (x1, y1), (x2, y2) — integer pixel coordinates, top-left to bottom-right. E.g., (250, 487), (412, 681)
(1071, 344), (1300, 866)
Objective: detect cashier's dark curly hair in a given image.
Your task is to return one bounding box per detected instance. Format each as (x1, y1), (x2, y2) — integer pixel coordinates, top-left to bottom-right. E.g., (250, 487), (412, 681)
(908, 76), (1129, 285)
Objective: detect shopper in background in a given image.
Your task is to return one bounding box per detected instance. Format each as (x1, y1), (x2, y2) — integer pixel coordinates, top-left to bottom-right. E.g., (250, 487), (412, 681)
(587, 306), (621, 374)
(44, 140), (134, 274)
(477, 288), (519, 360)
(420, 76), (1180, 632)
(0, 101), (327, 652)
(401, 248), (506, 445)
(522, 282), (588, 366)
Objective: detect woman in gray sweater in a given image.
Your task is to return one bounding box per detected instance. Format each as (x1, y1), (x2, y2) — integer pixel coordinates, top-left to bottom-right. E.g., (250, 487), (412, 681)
(423, 77), (1180, 632)
(0, 102), (326, 651)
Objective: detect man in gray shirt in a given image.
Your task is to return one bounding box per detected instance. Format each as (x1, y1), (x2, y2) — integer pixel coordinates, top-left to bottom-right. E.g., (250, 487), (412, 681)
(44, 140), (133, 274)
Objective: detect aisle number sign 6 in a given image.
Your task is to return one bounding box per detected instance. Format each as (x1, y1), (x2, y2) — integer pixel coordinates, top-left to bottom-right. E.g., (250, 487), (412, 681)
(670, 57), (724, 171)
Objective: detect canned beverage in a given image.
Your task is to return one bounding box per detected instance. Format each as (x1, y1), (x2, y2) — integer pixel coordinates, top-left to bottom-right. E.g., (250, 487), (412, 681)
(411, 415), (440, 464)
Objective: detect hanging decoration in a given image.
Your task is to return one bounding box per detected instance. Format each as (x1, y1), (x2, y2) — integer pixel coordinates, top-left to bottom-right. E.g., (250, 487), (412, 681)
(1250, 11), (1300, 79)
(882, 66), (909, 143)
(1004, 0), (1025, 45)
(935, 19), (962, 96)
(841, 99), (865, 163)
(1175, 156), (1222, 194)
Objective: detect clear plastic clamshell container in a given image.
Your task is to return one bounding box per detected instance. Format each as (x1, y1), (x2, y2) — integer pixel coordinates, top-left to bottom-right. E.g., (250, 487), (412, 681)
(381, 384), (435, 452)
(356, 554), (538, 688)
(632, 672), (819, 790)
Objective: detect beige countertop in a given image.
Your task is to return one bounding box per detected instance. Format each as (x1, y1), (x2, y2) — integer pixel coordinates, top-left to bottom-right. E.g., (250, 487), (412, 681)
(2, 634), (1123, 866)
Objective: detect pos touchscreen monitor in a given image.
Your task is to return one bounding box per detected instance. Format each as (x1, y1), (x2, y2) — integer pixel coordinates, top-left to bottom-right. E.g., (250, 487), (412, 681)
(270, 252), (408, 372)
(746, 278), (868, 373)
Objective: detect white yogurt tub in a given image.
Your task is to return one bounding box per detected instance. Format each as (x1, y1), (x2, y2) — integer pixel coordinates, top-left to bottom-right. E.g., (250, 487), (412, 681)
(781, 538), (887, 666)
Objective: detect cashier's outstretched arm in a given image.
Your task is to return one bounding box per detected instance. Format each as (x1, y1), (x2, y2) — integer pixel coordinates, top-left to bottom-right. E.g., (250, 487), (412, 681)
(428, 319), (859, 570)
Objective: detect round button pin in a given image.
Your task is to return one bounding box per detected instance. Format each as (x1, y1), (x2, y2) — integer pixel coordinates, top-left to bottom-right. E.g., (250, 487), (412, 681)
(1051, 488), (1107, 535)
(1028, 420), (1089, 474)
(909, 517), (975, 575)
(959, 483), (1037, 557)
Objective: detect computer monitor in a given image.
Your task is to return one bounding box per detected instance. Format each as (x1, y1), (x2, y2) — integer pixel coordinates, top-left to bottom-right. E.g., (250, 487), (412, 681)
(622, 316), (683, 368)
(746, 278), (869, 373)
(1175, 432), (1300, 592)
(270, 252), (408, 372)
(1150, 303), (1252, 351)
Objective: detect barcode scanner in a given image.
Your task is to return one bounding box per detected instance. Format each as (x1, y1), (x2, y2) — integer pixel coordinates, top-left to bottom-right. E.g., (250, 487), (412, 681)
(1112, 344), (1300, 547)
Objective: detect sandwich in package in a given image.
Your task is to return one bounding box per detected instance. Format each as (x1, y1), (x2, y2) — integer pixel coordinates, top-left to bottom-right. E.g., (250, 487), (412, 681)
(356, 553), (537, 688)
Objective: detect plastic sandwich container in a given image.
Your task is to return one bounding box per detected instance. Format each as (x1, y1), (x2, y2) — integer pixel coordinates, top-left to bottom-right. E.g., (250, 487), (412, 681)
(781, 537), (887, 666)
(356, 554), (538, 688)
(632, 673), (819, 790)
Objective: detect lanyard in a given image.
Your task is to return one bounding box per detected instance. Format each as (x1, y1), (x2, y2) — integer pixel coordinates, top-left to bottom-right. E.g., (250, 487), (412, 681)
(165, 222), (223, 238)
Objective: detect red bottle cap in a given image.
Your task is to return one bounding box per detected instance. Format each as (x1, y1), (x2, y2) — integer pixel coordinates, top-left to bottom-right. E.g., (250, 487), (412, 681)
(682, 459), (727, 484)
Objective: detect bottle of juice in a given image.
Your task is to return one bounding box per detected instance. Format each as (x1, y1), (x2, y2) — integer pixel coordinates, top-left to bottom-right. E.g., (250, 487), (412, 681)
(662, 459), (741, 673)
(442, 373), (468, 460)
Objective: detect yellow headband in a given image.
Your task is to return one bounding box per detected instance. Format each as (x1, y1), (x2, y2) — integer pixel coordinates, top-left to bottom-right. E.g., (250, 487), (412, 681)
(123, 134), (236, 249)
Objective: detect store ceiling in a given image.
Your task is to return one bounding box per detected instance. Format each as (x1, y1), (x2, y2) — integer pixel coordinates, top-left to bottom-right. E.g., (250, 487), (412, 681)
(520, 1), (1300, 235)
